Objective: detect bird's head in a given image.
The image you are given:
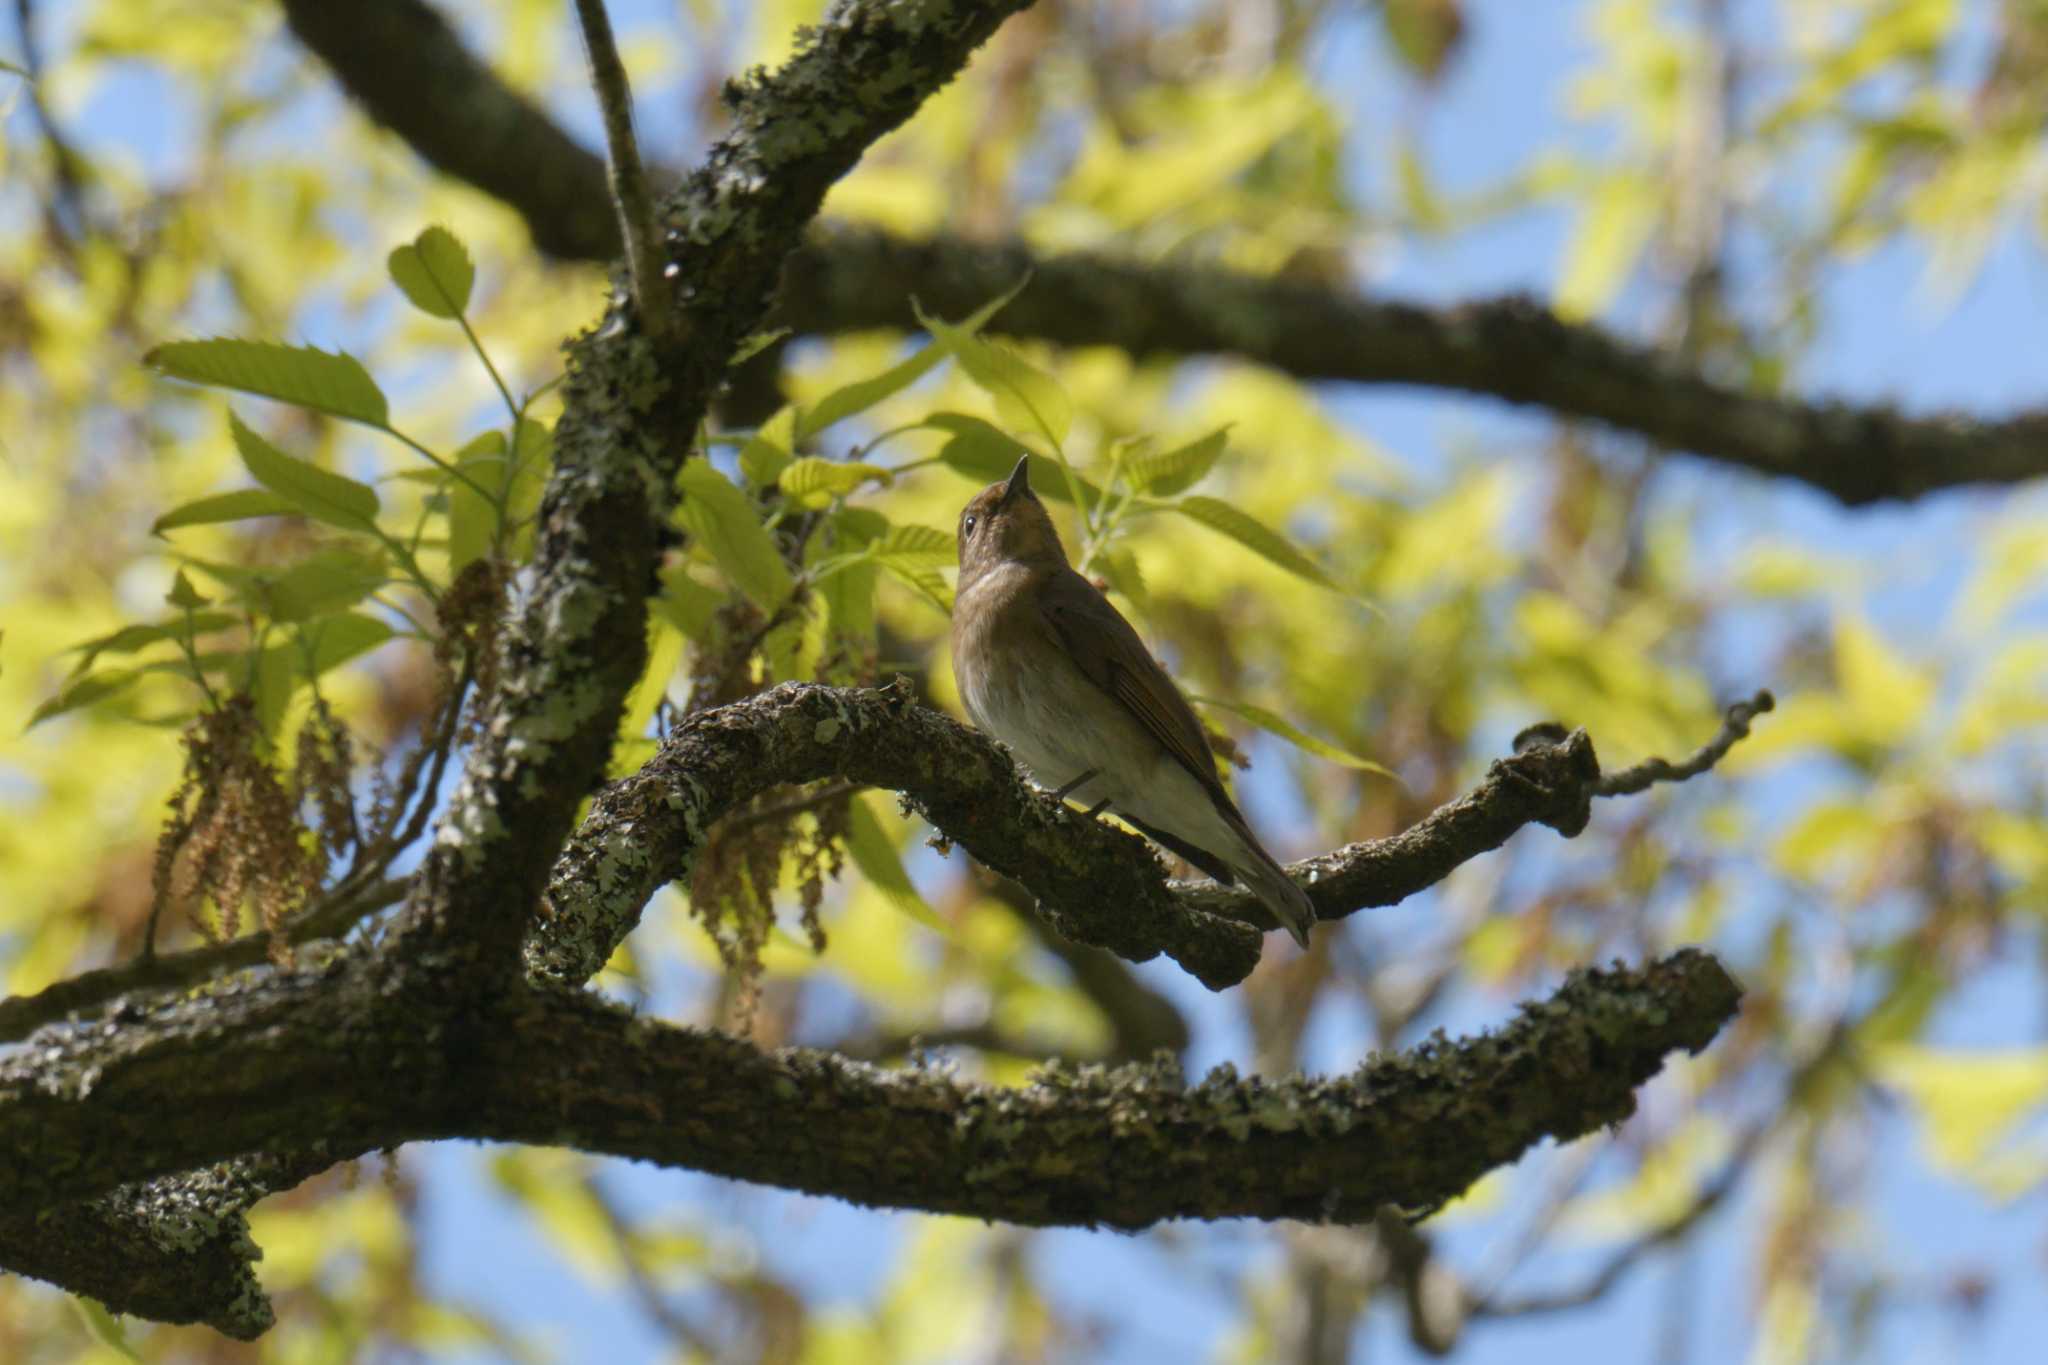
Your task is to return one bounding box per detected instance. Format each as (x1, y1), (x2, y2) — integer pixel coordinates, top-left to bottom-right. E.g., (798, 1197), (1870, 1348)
(957, 456), (1068, 586)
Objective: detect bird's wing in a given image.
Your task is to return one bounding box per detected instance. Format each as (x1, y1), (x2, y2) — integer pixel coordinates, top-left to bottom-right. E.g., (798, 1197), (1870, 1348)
(1036, 567), (1230, 806)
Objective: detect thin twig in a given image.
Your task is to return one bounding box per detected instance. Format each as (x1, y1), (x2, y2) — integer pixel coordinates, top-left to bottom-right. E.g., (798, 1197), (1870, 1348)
(570, 0), (676, 343)
(1592, 690), (1775, 797)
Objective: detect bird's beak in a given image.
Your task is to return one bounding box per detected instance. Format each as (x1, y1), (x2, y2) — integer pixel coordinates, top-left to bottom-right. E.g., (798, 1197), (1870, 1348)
(1000, 456), (1031, 507)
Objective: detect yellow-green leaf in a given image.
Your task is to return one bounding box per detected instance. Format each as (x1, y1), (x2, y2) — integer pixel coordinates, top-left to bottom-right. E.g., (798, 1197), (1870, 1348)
(146, 339), (389, 427)
(779, 456), (893, 509)
(28, 670), (141, 729)
(303, 612), (396, 675)
(1172, 496), (1336, 588)
(846, 796), (947, 932)
(739, 406), (798, 488)
(915, 295), (1070, 448)
(386, 225), (475, 319)
(800, 281), (1028, 442)
(674, 462), (793, 611)
(260, 547), (389, 623)
(1190, 696), (1397, 779)
(1555, 171), (1657, 320)
(152, 489), (301, 535)
(927, 414), (1102, 505)
(1128, 427), (1228, 496)
(230, 412), (381, 535)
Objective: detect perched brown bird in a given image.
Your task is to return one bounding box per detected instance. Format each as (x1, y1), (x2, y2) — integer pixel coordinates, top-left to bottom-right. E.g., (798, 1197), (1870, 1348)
(950, 457), (1316, 948)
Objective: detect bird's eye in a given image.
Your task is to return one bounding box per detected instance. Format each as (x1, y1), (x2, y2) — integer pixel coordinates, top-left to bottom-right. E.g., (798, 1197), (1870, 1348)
(963, 514), (977, 538)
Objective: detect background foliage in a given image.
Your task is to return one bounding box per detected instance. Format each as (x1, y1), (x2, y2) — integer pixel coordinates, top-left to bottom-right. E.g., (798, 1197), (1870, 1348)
(2, 0), (2044, 1360)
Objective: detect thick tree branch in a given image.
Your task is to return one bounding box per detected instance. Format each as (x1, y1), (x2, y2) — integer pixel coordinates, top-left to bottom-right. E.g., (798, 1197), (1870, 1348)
(774, 229), (2048, 504)
(0, 950), (1738, 1284)
(278, 0), (621, 259)
(277, 1), (2048, 504)
(527, 683), (1770, 990)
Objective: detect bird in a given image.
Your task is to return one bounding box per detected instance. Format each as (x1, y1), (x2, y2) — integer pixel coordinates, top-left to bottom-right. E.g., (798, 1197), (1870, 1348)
(950, 456), (1316, 948)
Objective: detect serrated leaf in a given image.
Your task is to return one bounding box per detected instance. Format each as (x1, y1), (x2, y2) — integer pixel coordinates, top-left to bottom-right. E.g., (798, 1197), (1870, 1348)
(230, 412), (382, 535)
(926, 414), (1103, 506)
(655, 565), (725, 642)
(779, 456), (892, 509)
(1096, 547), (1151, 614)
(259, 547), (389, 623)
(69, 613), (238, 674)
(29, 670), (141, 729)
(146, 339), (389, 427)
(303, 612), (396, 675)
(880, 560), (953, 616)
(1172, 496), (1336, 588)
(674, 462), (793, 611)
(739, 406), (798, 487)
(798, 283), (1025, 442)
(387, 225), (475, 318)
(1128, 427), (1228, 496)
(845, 796), (947, 932)
(799, 345), (945, 442)
(915, 298), (1071, 447)
(867, 523), (955, 567)
(166, 569), (210, 610)
(730, 327), (791, 367)
(1190, 696), (1397, 779)
(250, 644), (297, 739)
(152, 489), (302, 535)
(447, 430), (507, 572)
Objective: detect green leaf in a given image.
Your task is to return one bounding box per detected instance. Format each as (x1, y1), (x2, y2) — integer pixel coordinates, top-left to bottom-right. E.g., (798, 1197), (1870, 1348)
(778, 456), (892, 509)
(1555, 171), (1658, 321)
(69, 613), (237, 674)
(880, 560), (953, 616)
(68, 1298), (141, 1363)
(1189, 696), (1397, 779)
(386, 225), (476, 319)
(505, 418), (552, 560)
(260, 547), (390, 623)
(738, 406), (797, 487)
(303, 612), (396, 675)
(250, 644), (297, 738)
(866, 523), (955, 567)
(1096, 547), (1151, 614)
(674, 462), (794, 611)
(29, 670), (141, 729)
(145, 339), (389, 427)
(799, 345), (945, 442)
(798, 284), (1026, 442)
(926, 414), (1103, 506)
(655, 565), (726, 643)
(1128, 427), (1228, 496)
(447, 430), (508, 572)
(152, 489), (302, 535)
(845, 796), (948, 932)
(730, 327), (791, 367)
(915, 297), (1071, 448)
(230, 412), (382, 534)
(165, 570), (211, 610)
(1171, 496), (1336, 588)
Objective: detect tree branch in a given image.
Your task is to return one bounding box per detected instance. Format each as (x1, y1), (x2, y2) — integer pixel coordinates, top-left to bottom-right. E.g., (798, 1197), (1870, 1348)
(391, 0), (1031, 972)
(0, 947), (1739, 1317)
(526, 682), (1770, 989)
(271, 1), (2048, 504)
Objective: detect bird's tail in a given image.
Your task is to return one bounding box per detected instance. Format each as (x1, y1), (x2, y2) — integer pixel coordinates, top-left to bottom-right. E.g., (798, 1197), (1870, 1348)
(1230, 845), (1315, 950)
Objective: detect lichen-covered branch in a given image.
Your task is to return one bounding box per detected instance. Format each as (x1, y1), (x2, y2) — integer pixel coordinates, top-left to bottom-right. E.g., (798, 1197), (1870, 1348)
(0, 949), (1738, 1271)
(527, 682), (1769, 989)
(396, 0), (1031, 969)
